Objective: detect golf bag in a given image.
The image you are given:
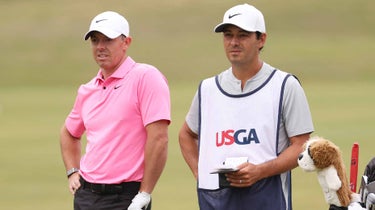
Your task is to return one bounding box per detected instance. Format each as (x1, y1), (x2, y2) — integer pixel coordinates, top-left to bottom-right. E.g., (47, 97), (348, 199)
(359, 157), (375, 210)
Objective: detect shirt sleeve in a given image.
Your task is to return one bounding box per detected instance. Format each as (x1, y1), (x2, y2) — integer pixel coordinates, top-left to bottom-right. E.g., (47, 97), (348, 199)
(65, 87), (86, 138)
(185, 90), (199, 134)
(138, 67), (171, 126)
(282, 76), (314, 137)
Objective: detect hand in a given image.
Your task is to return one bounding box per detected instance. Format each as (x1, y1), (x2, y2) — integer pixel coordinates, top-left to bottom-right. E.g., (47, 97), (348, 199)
(68, 173), (81, 195)
(225, 162), (260, 187)
(128, 192), (151, 210)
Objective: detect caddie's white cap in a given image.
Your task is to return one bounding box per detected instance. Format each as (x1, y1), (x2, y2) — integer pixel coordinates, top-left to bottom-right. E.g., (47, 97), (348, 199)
(84, 11), (129, 40)
(214, 4), (266, 33)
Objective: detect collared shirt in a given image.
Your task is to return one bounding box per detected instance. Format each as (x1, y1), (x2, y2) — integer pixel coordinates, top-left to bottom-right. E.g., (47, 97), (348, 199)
(65, 56), (171, 184)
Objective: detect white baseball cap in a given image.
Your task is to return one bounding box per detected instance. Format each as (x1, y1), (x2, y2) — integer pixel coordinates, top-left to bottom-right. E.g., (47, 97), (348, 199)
(84, 11), (129, 40)
(214, 4), (266, 33)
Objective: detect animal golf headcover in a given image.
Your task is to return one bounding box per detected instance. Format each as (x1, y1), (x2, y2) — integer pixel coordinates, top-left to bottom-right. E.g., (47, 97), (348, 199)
(298, 137), (352, 208)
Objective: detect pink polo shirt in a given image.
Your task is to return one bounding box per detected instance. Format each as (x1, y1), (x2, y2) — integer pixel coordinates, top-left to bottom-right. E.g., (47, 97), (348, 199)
(65, 56), (170, 184)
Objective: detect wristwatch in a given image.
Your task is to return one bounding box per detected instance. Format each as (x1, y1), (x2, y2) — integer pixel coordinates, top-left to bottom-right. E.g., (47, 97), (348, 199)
(66, 168), (80, 178)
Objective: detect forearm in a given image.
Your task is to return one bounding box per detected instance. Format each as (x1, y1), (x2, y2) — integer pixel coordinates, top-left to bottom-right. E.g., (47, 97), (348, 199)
(179, 122), (199, 179)
(60, 125), (81, 170)
(60, 125), (82, 194)
(257, 133), (310, 179)
(141, 121), (169, 193)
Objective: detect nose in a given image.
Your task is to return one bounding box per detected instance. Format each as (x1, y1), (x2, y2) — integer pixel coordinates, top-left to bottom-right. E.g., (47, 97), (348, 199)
(229, 36), (240, 46)
(96, 40), (106, 49)
(298, 153), (303, 160)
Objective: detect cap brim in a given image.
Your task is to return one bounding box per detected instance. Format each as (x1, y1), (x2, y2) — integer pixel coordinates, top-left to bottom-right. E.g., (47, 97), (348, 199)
(214, 22), (252, 33)
(84, 31), (93, 40)
(83, 28), (122, 40)
(214, 22), (260, 33)
(214, 23), (228, 33)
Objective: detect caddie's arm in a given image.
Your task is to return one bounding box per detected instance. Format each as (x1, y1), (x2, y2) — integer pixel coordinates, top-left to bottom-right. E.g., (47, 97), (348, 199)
(261, 133), (311, 176)
(228, 133), (311, 187)
(60, 125), (81, 194)
(178, 121), (199, 180)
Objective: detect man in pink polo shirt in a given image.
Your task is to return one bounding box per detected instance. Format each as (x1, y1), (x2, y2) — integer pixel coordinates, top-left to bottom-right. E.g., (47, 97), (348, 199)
(60, 11), (170, 210)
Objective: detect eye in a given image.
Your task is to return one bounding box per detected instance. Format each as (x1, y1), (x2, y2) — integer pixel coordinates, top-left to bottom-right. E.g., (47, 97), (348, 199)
(239, 32), (251, 39)
(90, 37), (98, 44)
(223, 32), (233, 38)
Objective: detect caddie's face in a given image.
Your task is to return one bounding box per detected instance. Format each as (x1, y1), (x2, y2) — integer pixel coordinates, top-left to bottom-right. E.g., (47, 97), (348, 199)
(222, 25), (266, 66)
(90, 32), (131, 74)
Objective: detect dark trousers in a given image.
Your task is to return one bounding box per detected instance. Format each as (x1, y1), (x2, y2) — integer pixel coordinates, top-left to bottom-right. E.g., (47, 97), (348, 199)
(198, 175), (286, 210)
(74, 178), (151, 210)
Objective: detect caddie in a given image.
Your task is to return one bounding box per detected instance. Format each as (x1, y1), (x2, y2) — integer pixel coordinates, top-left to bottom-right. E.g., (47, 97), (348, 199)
(179, 4), (314, 210)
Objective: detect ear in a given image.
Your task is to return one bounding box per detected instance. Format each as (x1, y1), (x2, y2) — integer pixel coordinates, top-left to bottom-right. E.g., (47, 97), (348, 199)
(324, 165), (342, 190)
(258, 33), (267, 49)
(122, 36), (132, 51)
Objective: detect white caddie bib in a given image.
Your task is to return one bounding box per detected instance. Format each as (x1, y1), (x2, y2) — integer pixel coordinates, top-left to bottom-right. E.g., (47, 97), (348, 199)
(197, 69), (290, 189)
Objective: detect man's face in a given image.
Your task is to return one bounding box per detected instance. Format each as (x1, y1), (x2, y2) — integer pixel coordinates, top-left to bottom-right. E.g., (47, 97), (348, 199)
(89, 32), (130, 73)
(222, 25), (265, 66)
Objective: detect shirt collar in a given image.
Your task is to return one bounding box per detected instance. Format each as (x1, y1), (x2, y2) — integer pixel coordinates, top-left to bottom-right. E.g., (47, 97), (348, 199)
(228, 62), (266, 83)
(94, 56), (136, 84)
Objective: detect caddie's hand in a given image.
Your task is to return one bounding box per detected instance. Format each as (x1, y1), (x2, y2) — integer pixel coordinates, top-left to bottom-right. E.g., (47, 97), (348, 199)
(226, 162), (260, 187)
(68, 173), (81, 195)
(128, 192), (151, 210)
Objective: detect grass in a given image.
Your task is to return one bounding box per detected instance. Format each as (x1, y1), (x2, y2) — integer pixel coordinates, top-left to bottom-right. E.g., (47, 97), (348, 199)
(1, 0), (374, 209)
(1, 82), (374, 210)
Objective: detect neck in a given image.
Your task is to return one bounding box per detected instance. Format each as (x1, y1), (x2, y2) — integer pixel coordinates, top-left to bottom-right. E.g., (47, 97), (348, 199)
(232, 60), (263, 89)
(101, 55), (128, 80)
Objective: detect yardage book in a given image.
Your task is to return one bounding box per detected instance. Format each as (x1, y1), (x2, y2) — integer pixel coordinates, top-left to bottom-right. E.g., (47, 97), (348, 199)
(210, 157), (248, 174)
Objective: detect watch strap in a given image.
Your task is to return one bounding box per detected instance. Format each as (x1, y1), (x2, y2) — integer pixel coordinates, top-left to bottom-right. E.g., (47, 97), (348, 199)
(66, 168), (80, 178)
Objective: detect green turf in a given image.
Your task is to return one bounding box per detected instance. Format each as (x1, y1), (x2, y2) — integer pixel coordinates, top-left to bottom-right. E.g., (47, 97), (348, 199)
(1, 0), (374, 209)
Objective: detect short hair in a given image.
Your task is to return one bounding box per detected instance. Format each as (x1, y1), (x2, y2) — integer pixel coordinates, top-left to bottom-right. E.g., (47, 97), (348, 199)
(255, 31), (264, 51)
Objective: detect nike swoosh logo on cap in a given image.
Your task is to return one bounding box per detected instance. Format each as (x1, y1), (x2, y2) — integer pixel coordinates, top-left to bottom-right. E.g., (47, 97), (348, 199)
(228, 13), (241, 19)
(95, 19), (108, 23)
